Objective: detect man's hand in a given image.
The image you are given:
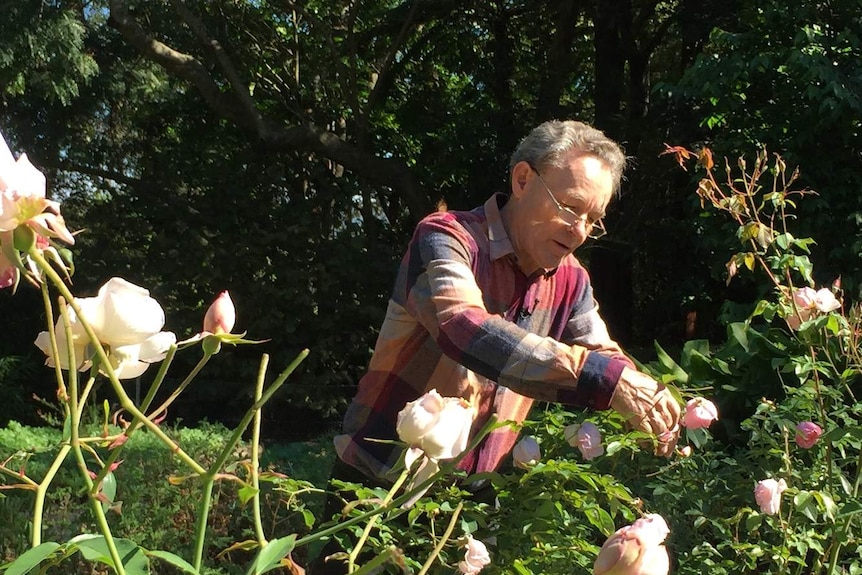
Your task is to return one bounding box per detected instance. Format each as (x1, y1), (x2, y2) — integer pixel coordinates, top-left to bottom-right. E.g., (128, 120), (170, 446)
(610, 367), (681, 457)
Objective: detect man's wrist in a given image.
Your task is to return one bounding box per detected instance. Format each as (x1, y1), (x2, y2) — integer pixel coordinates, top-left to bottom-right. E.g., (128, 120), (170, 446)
(558, 352), (627, 410)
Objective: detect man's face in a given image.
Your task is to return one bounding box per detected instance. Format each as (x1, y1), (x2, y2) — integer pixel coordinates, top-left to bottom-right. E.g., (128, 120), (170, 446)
(508, 150), (614, 274)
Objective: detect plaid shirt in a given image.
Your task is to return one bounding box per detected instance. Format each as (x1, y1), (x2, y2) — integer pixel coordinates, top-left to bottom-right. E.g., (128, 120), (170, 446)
(334, 194), (634, 481)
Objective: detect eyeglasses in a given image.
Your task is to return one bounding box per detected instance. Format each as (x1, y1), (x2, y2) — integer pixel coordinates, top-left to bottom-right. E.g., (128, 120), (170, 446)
(528, 164), (607, 240)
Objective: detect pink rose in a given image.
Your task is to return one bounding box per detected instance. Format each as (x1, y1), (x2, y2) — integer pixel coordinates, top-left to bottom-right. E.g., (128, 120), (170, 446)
(812, 288), (840, 312)
(795, 421), (823, 449)
(754, 478), (787, 515)
(512, 435), (541, 469)
(458, 536), (490, 574)
(792, 287), (818, 309)
(681, 398), (719, 429)
(788, 286), (841, 328)
(565, 422), (604, 460)
(593, 514), (670, 575)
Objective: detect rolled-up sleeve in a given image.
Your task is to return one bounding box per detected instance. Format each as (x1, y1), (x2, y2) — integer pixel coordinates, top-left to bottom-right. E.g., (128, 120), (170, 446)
(398, 216), (628, 409)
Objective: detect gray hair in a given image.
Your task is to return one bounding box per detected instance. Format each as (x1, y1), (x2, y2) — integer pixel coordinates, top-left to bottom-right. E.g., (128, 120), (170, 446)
(509, 120), (627, 194)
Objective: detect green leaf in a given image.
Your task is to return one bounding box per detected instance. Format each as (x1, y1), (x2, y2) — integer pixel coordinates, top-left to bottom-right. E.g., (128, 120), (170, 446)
(3, 542), (61, 575)
(301, 508), (315, 528)
(100, 471), (117, 513)
(837, 500), (862, 518)
(246, 535), (296, 575)
(653, 342), (688, 383)
(728, 322), (749, 352)
(145, 550), (200, 574)
(813, 491), (837, 521)
(745, 512), (763, 532)
(822, 427), (862, 443)
(237, 484), (258, 505)
(73, 536), (149, 575)
(826, 314), (840, 334)
(513, 559), (534, 575)
(584, 506), (615, 536)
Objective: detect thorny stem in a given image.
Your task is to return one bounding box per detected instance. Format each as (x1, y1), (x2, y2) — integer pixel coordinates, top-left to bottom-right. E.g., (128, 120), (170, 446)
(146, 350), (212, 421)
(347, 468), (410, 573)
(416, 501), (464, 575)
(60, 298), (126, 575)
(31, 443), (70, 547)
(192, 350), (308, 571)
(39, 280), (67, 401)
(252, 355), (269, 546)
(90, 346), (181, 494)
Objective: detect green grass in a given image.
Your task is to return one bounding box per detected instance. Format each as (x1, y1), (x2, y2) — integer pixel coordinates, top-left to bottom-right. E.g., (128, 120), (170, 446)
(0, 421), (338, 574)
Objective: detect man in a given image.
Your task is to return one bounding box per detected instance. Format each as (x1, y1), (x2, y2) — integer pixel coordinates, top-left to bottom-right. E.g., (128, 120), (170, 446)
(314, 119), (680, 573)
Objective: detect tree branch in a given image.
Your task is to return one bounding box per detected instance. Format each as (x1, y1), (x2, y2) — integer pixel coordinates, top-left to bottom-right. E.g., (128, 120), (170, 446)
(107, 0), (430, 222)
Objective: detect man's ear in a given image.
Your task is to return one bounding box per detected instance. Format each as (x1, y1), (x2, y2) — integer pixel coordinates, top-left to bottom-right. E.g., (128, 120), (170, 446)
(511, 161), (531, 198)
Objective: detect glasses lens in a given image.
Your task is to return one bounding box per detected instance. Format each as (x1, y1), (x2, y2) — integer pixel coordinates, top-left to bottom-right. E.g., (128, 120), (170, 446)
(588, 220), (607, 240)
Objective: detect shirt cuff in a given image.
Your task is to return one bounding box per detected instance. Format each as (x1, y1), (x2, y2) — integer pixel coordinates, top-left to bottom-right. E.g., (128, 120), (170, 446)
(558, 352), (626, 410)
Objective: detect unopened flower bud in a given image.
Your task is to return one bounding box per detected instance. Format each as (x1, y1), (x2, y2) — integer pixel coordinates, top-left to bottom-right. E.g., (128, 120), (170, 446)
(203, 291), (235, 334)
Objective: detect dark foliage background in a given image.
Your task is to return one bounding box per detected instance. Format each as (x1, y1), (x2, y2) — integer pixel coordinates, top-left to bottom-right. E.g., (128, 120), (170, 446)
(0, 0), (859, 440)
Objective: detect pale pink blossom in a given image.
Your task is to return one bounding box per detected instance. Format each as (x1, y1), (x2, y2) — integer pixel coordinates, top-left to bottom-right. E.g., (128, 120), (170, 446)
(203, 291), (236, 334)
(795, 421), (823, 449)
(792, 286), (818, 309)
(788, 286), (842, 328)
(564, 422), (604, 460)
(678, 446), (692, 458)
(812, 288), (840, 312)
(682, 397), (719, 429)
(512, 435), (541, 469)
(34, 277), (176, 379)
(754, 478), (787, 515)
(0, 131), (74, 245)
(0, 247), (16, 289)
(458, 535), (491, 574)
(396, 389), (474, 507)
(593, 514), (670, 575)
(396, 389), (473, 461)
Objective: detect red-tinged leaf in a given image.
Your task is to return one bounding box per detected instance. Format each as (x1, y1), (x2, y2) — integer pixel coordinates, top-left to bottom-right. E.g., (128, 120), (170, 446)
(698, 147), (714, 170)
(214, 472), (245, 484)
(660, 144), (693, 170)
(108, 434), (129, 449)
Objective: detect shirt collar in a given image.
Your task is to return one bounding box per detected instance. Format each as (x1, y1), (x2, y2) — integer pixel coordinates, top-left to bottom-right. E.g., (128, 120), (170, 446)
(484, 193), (565, 278)
(484, 193), (514, 261)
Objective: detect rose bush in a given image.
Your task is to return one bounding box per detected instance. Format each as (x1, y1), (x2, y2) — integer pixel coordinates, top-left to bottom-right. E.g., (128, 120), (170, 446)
(5, 134), (862, 575)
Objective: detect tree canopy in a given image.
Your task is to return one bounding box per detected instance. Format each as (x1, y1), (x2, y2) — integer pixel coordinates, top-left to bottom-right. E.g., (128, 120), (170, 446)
(1, 0), (860, 437)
